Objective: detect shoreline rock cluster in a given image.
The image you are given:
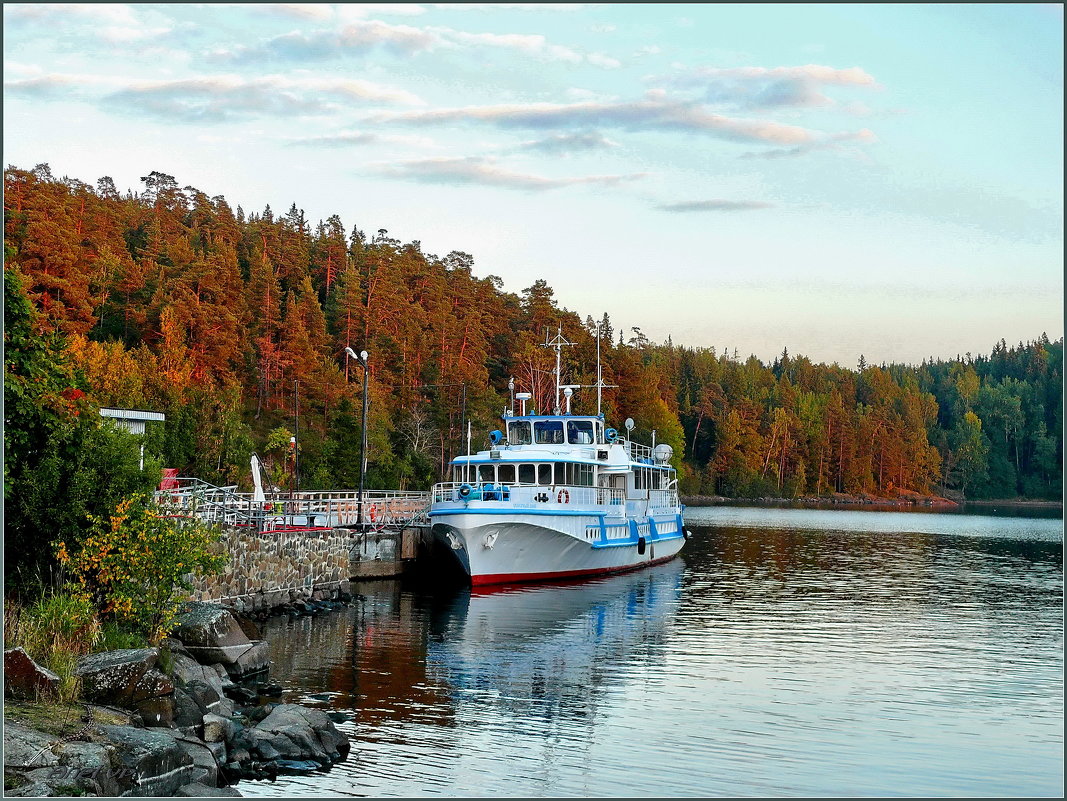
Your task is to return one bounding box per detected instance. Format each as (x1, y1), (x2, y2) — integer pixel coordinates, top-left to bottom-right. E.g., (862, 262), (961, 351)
(4, 588), (353, 797)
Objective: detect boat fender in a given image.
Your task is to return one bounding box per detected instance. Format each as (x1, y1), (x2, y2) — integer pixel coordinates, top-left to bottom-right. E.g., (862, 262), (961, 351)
(369, 505), (377, 523)
(458, 483), (473, 498)
(637, 536), (646, 555)
(557, 488), (570, 504)
(683, 529), (691, 540)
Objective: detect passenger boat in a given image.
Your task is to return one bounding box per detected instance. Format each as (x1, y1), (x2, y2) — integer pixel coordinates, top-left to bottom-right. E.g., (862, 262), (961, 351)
(429, 328), (689, 586)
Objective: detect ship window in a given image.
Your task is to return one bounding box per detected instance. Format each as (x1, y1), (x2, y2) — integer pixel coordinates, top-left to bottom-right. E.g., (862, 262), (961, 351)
(518, 463), (536, 484)
(534, 420), (564, 444)
(567, 420), (595, 444)
(497, 464), (515, 484)
(576, 463), (594, 486)
(453, 464), (474, 483)
(478, 464), (495, 483)
(537, 463), (553, 485)
(508, 422), (532, 445)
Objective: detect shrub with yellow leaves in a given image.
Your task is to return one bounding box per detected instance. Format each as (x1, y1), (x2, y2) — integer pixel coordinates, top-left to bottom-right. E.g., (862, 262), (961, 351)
(57, 493), (226, 643)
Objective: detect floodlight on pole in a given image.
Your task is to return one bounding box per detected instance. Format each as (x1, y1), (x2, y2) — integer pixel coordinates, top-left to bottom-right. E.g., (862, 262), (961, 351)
(345, 347), (371, 526)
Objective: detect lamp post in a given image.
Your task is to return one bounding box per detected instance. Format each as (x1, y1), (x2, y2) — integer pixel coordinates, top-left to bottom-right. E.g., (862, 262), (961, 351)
(346, 347), (370, 526)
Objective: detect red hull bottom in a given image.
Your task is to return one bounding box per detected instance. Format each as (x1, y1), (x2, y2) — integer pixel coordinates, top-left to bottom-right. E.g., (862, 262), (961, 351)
(469, 552), (680, 587)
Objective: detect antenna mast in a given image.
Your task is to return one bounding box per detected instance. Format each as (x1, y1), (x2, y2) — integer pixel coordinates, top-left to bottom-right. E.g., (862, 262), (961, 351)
(542, 325), (574, 415)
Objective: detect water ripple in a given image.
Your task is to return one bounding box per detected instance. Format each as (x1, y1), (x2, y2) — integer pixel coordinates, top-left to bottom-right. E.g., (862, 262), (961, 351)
(241, 508), (1062, 798)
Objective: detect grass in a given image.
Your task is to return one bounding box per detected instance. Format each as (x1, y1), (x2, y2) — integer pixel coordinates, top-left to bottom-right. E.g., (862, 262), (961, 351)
(4, 591), (100, 704)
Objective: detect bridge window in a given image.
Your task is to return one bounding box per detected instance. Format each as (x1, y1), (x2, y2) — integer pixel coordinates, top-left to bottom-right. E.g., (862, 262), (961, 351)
(534, 420), (564, 444)
(508, 421), (532, 445)
(478, 464), (495, 483)
(567, 420), (595, 444)
(518, 463), (536, 484)
(497, 464), (515, 484)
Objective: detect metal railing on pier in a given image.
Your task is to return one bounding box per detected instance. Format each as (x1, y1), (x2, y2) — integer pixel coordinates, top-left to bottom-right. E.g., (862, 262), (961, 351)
(154, 478), (431, 531)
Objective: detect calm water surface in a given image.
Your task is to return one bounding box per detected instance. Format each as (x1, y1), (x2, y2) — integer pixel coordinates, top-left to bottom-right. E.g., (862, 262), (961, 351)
(241, 507), (1063, 798)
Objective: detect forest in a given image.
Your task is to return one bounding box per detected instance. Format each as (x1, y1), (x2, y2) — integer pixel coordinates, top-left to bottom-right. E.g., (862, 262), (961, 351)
(5, 164), (1063, 517)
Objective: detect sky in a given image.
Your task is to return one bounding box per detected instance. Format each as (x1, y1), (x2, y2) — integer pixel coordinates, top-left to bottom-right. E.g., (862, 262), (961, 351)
(3, 3), (1063, 367)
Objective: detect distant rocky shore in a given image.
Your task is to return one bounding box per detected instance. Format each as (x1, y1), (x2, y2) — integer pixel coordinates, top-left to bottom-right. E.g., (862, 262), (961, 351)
(681, 492), (960, 509)
(4, 585), (354, 797)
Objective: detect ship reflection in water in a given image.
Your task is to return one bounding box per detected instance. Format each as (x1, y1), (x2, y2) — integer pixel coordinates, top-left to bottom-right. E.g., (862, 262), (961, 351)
(425, 560), (684, 726)
(247, 560), (685, 798)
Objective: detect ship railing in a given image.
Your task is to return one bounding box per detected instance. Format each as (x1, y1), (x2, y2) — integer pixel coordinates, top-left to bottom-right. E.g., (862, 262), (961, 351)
(432, 482), (626, 508)
(619, 439), (655, 464)
(647, 489), (680, 509)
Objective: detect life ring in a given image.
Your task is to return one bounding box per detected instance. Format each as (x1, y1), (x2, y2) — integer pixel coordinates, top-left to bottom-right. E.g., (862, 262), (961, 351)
(557, 488), (570, 504)
(263, 502), (273, 511)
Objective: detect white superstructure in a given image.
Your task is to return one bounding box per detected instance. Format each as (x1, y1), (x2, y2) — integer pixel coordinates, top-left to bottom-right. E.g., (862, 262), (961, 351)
(429, 328), (689, 586)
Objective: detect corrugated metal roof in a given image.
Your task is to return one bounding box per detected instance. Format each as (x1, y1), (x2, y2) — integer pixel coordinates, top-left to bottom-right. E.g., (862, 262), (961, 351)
(99, 408), (166, 422)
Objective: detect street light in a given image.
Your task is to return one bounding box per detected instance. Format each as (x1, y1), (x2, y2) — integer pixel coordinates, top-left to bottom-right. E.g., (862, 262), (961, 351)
(345, 347), (370, 526)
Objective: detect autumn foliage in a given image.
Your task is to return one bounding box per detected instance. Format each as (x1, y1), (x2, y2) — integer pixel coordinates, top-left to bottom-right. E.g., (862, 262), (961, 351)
(4, 164), (1062, 509)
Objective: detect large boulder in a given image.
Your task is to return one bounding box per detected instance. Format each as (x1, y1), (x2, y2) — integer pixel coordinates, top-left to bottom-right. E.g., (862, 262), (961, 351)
(75, 648), (174, 726)
(98, 724), (201, 796)
(245, 704), (349, 768)
(172, 603), (254, 666)
(223, 640), (271, 678)
(4, 647), (60, 699)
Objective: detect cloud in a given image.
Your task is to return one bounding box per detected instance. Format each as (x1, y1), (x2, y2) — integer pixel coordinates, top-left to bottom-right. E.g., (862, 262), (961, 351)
(740, 128), (877, 159)
(440, 29), (584, 62)
(374, 91), (824, 145)
(374, 156), (646, 191)
(3, 3), (174, 44)
(287, 130), (438, 148)
(271, 3), (428, 19)
(213, 18), (616, 67)
(4, 74), (93, 99)
(101, 74), (423, 123)
(515, 131), (618, 154)
(658, 200), (774, 212)
(213, 20), (438, 62)
(666, 64), (879, 110)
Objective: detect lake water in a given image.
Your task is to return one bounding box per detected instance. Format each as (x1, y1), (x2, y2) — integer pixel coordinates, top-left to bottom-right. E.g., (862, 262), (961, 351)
(241, 507), (1063, 798)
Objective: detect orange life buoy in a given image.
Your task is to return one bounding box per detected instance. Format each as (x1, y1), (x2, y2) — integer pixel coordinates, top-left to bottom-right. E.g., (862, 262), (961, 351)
(369, 504), (377, 523)
(557, 488), (570, 504)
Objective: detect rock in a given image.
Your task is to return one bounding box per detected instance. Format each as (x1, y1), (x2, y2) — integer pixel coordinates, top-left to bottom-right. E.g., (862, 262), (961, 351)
(225, 685), (258, 705)
(3, 722), (61, 768)
(176, 781), (243, 797)
(75, 648), (175, 715)
(202, 713), (235, 744)
(98, 724), (201, 796)
(257, 681), (283, 697)
(251, 703), (350, 765)
(60, 741), (124, 797)
(172, 603), (254, 666)
(135, 693), (176, 727)
(224, 640), (270, 678)
(4, 647), (60, 699)
(154, 729), (223, 788)
(174, 685), (205, 729)
(205, 739), (227, 764)
(6, 766), (80, 797)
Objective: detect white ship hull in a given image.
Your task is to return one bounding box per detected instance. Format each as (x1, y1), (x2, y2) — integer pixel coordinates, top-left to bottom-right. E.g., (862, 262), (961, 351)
(430, 510), (687, 585)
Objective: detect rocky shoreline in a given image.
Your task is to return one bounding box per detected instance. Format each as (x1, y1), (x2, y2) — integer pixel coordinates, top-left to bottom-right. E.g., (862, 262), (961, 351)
(4, 585), (355, 797)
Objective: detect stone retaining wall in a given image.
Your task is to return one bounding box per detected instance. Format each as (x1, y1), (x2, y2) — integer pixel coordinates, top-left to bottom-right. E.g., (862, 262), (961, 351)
(191, 526), (418, 611)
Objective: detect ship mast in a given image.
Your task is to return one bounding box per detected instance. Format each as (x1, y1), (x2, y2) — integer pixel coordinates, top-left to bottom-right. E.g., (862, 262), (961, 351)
(542, 325), (573, 414)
